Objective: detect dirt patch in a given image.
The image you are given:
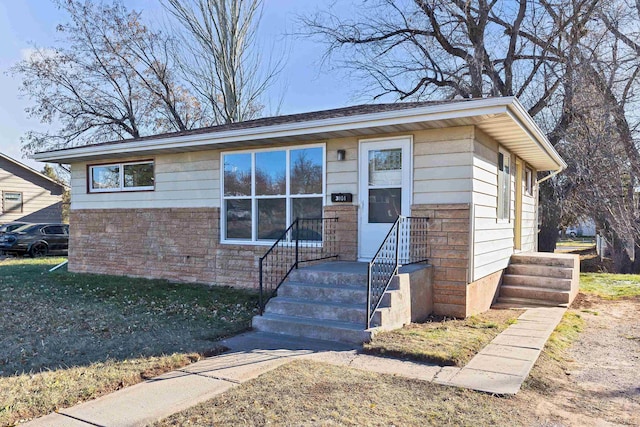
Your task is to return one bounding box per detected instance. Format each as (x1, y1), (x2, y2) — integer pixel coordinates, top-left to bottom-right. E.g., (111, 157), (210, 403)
(521, 295), (640, 426)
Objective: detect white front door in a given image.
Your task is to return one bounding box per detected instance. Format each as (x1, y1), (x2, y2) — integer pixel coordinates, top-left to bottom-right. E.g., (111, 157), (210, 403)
(358, 137), (412, 261)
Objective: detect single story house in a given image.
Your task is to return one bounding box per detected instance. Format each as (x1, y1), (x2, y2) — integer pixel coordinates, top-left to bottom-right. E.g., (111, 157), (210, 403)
(34, 97), (570, 320)
(0, 152), (66, 224)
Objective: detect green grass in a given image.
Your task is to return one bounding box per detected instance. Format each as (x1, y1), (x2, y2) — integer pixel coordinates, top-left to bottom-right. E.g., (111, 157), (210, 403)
(580, 273), (640, 299)
(0, 257), (258, 426)
(363, 309), (522, 366)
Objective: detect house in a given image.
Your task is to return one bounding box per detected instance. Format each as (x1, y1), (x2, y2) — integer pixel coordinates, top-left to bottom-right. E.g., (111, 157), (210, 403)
(33, 97), (578, 334)
(0, 152), (67, 224)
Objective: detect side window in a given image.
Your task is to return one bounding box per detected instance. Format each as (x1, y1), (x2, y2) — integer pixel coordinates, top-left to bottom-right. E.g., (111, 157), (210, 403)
(44, 226), (65, 235)
(497, 149), (511, 221)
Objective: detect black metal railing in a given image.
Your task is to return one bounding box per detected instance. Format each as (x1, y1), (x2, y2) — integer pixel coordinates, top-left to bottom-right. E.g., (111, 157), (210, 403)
(366, 216), (429, 328)
(259, 217), (339, 313)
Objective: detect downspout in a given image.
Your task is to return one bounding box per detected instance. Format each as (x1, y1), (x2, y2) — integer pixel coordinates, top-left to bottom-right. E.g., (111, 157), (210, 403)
(536, 167), (563, 185)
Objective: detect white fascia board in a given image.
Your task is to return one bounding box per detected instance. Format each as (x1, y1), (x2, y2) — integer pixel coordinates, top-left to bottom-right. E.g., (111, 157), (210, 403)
(33, 97), (516, 163)
(507, 99), (567, 170)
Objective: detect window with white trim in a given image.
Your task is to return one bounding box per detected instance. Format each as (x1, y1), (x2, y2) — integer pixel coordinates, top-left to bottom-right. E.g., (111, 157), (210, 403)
(2, 191), (23, 213)
(89, 161), (154, 192)
(525, 167), (533, 195)
(497, 149), (511, 221)
(222, 145), (324, 242)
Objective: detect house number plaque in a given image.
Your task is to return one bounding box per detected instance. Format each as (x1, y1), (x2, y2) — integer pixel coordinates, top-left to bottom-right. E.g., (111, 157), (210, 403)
(331, 193), (353, 203)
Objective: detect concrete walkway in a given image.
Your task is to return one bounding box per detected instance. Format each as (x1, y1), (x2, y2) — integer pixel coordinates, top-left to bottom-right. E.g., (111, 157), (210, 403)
(24, 306), (566, 426)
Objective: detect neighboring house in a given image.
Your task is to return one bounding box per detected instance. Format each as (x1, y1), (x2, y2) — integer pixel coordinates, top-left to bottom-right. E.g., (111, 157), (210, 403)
(0, 152), (66, 224)
(34, 97), (569, 319)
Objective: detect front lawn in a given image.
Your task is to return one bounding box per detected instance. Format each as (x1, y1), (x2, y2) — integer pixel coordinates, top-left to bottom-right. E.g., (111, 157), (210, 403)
(580, 273), (640, 299)
(0, 257), (258, 426)
(363, 309), (522, 366)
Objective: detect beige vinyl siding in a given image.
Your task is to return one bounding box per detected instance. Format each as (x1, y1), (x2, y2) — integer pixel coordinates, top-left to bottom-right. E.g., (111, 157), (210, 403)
(71, 151), (220, 210)
(472, 129), (516, 281)
(0, 158), (65, 223)
(412, 126), (474, 205)
(326, 138), (358, 204)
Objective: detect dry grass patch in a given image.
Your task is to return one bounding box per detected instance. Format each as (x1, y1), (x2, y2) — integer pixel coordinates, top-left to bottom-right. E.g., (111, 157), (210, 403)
(0, 257), (257, 425)
(0, 353), (213, 426)
(363, 309), (523, 366)
(155, 359), (535, 427)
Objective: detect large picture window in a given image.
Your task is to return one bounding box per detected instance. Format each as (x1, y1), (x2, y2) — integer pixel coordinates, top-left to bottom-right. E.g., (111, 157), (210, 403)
(89, 161), (154, 192)
(222, 145), (324, 242)
(497, 149), (511, 221)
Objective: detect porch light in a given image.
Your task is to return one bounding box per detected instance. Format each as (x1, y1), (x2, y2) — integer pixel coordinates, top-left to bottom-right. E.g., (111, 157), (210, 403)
(337, 149), (346, 161)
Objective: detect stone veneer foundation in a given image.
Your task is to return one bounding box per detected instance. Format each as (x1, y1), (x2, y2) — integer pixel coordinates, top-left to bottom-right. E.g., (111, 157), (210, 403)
(71, 203), (504, 318)
(69, 205), (360, 291)
(411, 203), (471, 318)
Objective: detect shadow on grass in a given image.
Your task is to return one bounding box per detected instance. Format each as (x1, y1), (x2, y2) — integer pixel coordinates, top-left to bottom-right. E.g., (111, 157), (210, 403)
(0, 257), (259, 377)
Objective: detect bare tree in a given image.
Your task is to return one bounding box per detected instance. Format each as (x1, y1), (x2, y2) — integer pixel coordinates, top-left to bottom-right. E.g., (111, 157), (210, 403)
(12, 0), (203, 154)
(163, 0), (282, 124)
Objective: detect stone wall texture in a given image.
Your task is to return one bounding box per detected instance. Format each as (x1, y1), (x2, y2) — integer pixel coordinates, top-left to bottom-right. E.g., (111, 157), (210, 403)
(411, 203), (471, 318)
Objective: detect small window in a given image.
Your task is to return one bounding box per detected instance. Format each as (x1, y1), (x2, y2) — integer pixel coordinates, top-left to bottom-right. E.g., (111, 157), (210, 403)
(525, 167), (533, 195)
(497, 150), (511, 221)
(89, 161), (154, 192)
(2, 192), (23, 213)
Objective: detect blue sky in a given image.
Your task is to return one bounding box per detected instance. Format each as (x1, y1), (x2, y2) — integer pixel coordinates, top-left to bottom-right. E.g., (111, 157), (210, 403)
(0, 0), (357, 170)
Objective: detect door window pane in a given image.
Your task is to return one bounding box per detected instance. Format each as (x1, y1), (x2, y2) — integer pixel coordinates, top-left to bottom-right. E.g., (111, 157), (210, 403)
(290, 147), (323, 194)
(124, 162), (154, 188)
(91, 165), (120, 190)
(258, 198), (286, 239)
(224, 153), (252, 196)
(256, 151), (286, 195)
(369, 149), (402, 186)
(369, 188), (401, 223)
(226, 199), (252, 239)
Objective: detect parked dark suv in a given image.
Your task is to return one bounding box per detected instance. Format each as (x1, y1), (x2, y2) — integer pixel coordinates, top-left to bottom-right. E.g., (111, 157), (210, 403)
(0, 223), (69, 257)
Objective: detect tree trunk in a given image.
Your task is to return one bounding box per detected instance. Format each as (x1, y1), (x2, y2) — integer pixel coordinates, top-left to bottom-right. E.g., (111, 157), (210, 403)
(537, 180), (559, 252)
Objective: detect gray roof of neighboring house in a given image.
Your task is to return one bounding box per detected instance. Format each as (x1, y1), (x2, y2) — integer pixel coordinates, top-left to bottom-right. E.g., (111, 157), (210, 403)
(0, 152), (68, 188)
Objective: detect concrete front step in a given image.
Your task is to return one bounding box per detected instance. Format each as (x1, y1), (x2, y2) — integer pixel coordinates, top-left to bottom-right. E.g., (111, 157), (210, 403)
(278, 281), (368, 304)
(252, 313), (371, 344)
(493, 297), (569, 308)
(502, 274), (572, 291)
(500, 285), (570, 304)
(506, 263), (573, 279)
(510, 253), (575, 268)
(265, 297), (366, 324)
(288, 266), (368, 286)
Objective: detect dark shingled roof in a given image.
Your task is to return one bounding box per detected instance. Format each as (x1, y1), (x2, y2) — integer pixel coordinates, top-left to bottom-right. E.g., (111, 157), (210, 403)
(39, 100), (470, 153)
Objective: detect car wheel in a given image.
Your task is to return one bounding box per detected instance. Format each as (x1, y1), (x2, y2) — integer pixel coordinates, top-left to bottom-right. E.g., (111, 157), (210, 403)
(29, 242), (48, 258)
(569, 231), (577, 238)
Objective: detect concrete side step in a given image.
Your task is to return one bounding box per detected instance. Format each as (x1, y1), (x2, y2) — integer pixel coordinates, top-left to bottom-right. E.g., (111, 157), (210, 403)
(278, 281), (368, 304)
(506, 264), (573, 279)
(264, 297), (366, 324)
(288, 269), (367, 286)
(510, 253), (574, 268)
(502, 274), (572, 291)
(252, 313), (370, 344)
(493, 297), (569, 308)
(500, 285), (570, 303)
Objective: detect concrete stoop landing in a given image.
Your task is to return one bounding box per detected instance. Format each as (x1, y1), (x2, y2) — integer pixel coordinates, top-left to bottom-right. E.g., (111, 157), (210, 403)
(494, 252), (580, 309)
(252, 262), (432, 344)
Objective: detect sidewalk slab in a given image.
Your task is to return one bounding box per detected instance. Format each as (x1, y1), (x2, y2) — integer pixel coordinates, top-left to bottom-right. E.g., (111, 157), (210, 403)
(59, 372), (234, 427)
(439, 368), (523, 395)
